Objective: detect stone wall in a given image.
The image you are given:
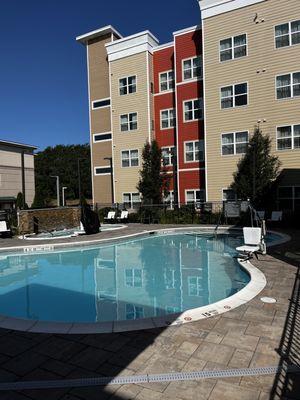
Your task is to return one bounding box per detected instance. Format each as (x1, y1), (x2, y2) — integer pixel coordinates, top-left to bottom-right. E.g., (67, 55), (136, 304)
(18, 207), (81, 234)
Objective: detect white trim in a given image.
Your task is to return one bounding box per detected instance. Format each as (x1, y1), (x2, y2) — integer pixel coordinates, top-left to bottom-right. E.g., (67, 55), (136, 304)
(179, 167), (205, 172)
(198, 0), (266, 20)
(161, 146), (175, 166)
(108, 59), (116, 204)
(106, 30), (159, 47)
(274, 19), (300, 50)
(176, 78), (203, 87)
(92, 97), (111, 110)
(93, 132), (112, 143)
(146, 52), (152, 142)
(154, 90), (175, 97)
(275, 71), (300, 101)
(76, 25), (122, 44)
(221, 130), (249, 156)
(153, 42), (174, 52)
(173, 25), (201, 37)
(184, 188), (205, 204)
(202, 21), (209, 202)
(174, 37), (180, 204)
(87, 46), (95, 206)
(94, 166), (112, 176)
(122, 192), (141, 209)
(119, 112), (138, 132)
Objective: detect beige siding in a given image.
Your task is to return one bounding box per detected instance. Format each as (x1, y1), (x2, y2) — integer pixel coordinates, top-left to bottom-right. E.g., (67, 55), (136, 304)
(87, 35), (113, 204)
(203, 0), (300, 201)
(110, 52), (152, 203)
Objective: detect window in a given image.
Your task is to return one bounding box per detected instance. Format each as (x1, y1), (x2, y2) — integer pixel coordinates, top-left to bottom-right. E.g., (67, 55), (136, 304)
(159, 70), (174, 92)
(275, 20), (300, 48)
(163, 191), (175, 209)
(277, 125), (300, 150)
(125, 269), (143, 288)
(185, 189), (205, 205)
(164, 269), (175, 289)
(221, 131), (248, 155)
(121, 150), (139, 167)
(188, 276), (202, 296)
(183, 56), (202, 80)
(119, 76), (137, 95)
(222, 189), (237, 201)
(220, 34), (247, 61)
(221, 83), (248, 108)
(162, 147), (174, 166)
(93, 133), (112, 142)
(123, 193), (140, 209)
(120, 113), (138, 131)
(276, 72), (300, 99)
(278, 186), (300, 211)
(161, 109), (175, 129)
(94, 166), (112, 175)
(184, 99), (203, 121)
(185, 140), (204, 162)
(92, 98), (110, 109)
(126, 304), (144, 320)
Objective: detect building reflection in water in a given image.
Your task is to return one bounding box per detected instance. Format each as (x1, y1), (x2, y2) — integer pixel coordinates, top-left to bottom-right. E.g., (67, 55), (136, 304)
(0, 233), (249, 322)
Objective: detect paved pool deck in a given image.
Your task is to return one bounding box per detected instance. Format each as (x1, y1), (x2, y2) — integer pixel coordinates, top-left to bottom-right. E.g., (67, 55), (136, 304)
(0, 225), (299, 400)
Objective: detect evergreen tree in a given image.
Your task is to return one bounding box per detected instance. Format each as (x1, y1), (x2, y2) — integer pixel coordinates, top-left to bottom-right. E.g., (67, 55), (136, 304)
(31, 191), (46, 209)
(137, 140), (170, 204)
(231, 126), (281, 207)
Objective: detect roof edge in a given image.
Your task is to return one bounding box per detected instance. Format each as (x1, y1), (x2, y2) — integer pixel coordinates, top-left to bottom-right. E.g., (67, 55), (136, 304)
(76, 25), (122, 45)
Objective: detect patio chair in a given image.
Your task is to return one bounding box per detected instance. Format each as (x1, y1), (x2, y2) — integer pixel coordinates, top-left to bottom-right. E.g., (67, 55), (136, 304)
(255, 210), (265, 224)
(104, 211), (116, 222)
(117, 210), (128, 222)
(0, 221), (11, 237)
(236, 227), (262, 260)
(268, 211), (283, 222)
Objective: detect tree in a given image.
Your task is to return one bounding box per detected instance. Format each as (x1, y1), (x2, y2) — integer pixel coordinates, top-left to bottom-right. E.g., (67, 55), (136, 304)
(16, 192), (28, 209)
(137, 140), (170, 204)
(231, 126), (281, 208)
(31, 191), (46, 209)
(34, 144), (92, 207)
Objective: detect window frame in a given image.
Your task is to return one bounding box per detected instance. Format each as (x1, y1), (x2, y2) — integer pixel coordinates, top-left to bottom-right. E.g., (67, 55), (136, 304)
(220, 82), (248, 109)
(122, 192), (141, 209)
(160, 108), (176, 130)
(274, 19), (300, 49)
(125, 304), (144, 320)
(182, 56), (203, 81)
(121, 149), (139, 168)
(163, 190), (175, 210)
(221, 131), (249, 156)
(219, 33), (248, 62)
(275, 72), (300, 100)
(278, 186), (300, 212)
(222, 188), (237, 201)
(276, 124), (300, 151)
(94, 166), (112, 176)
(183, 98), (203, 122)
(119, 75), (137, 96)
(120, 112), (138, 132)
(92, 97), (111, 110)
(184, 140), (204, 163)
(161, 146), (175, 166)
(159, 70), (175, 92)
(188, 276), (203, 297)
(185, 189), (205, 206)
(93, 132), (112, 143)
(125, 268), (143, 288)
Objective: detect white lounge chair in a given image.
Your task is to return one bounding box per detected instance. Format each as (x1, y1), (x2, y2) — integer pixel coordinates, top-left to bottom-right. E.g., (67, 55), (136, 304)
(236, 227), (262, 260)
(269, 211), (282, 222)
(0, 221), (11, 237)
(104, 211), (116, 222)
(117, 210), (128, 222)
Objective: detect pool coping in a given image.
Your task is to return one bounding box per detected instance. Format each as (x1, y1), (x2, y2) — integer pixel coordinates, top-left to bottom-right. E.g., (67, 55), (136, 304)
(0, 226), (291, 334)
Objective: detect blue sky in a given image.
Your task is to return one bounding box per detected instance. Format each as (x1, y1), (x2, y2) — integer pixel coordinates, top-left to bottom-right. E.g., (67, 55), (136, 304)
(0, 0), (200, 150)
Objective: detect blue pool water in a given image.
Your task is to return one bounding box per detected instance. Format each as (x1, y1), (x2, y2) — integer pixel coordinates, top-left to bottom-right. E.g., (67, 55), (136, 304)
(0, 231), (277, 323)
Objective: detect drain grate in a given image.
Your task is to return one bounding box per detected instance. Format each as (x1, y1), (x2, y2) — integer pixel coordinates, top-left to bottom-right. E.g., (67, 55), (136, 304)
(0, 365), (299, 391)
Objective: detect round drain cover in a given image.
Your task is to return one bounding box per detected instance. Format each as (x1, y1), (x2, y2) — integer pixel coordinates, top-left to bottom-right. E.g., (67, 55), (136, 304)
(260, 297), (277, 304)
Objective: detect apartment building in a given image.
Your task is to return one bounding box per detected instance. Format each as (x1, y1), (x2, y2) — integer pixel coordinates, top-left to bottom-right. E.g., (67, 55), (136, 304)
(77, 25), (204, 207)
(198, 0), (300, 210)
(0, 140), (36, 209)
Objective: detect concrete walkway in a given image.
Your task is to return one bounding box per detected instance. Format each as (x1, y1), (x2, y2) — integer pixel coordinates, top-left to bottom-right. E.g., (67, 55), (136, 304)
(0, 226), (298, 400)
